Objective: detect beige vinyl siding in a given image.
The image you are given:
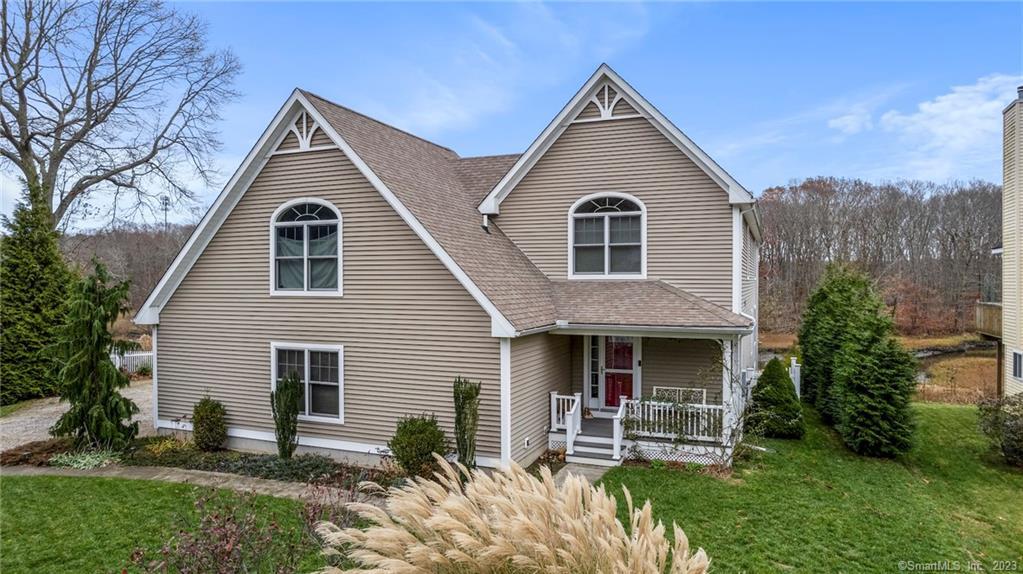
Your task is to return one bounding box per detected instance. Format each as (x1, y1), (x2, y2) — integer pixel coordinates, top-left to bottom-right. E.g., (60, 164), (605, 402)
(158, 147), (503, 456)
(570, 335), (584, 394)
(495, 117), (734, 307)
(1005, 101), (1022, 396)
(742, 223), (755, 314)
(510, 333), (571, 465)
(277, 131), (300, 151)
(577, 102), (601, 120)
(310, 127), (333, 148)
(612, 99), (638, 117)
(641, 338), (723, 404)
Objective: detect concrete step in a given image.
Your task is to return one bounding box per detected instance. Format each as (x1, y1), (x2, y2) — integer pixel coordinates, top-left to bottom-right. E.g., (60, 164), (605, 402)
(565, 451), (621, 467)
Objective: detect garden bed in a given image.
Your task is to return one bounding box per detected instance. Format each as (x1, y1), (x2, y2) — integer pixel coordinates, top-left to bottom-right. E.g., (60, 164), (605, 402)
(0, 436), (402, 490)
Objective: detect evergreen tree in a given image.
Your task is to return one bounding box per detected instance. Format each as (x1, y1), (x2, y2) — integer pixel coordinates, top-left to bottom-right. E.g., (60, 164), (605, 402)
(748, 358), (805, 439)
(797, 265), (873, 423)
(50, 261), (139, 449)
(833, 304), (916, 457)
(0, 184), (72, 404)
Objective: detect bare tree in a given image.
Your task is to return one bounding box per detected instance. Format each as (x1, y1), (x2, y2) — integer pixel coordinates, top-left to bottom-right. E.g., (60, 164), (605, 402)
(1, 0), (240, 228)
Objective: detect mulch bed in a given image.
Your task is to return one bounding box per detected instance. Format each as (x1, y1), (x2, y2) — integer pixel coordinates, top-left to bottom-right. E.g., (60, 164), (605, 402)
(1, 438), (73, 467)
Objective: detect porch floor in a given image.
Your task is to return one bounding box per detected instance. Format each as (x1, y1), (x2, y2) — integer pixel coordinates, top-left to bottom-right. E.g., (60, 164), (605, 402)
(579, 417), (613, 438)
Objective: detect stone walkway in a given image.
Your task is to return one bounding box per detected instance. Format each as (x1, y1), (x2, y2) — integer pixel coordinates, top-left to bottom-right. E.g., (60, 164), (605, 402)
(553, 463), (610, 486)
(0, 379), (155, 451)
(0, 464), (354, 502)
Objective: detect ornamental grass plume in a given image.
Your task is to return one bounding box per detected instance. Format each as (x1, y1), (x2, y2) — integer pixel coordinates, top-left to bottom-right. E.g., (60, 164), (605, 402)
(315, 455), (709, 574)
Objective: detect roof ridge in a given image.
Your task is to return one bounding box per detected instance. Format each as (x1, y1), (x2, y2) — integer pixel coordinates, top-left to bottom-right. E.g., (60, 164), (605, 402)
(299, 89), (458, 156)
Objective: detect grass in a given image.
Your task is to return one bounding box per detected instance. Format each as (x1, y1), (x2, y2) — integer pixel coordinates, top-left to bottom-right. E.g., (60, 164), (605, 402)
(0, 400), (34, 418)
(760, 331), (985, 354)
(599, 404), (1023, 573)
(0, 476), (324, 573)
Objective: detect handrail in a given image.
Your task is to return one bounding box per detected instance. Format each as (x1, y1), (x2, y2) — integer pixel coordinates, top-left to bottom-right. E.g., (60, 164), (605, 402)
(565, 400), (579, 454)
(612, 397), (627, 460)
(621, 399), (726, 443)
(551, 392), (583, 455)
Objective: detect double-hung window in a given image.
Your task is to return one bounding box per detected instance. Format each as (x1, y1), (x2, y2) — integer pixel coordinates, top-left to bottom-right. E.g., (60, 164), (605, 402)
(570, 194), (645, 277)
(1014, 350), (1022, 380)
(272, 200), (341, 294)
(272, 343), (343, 423)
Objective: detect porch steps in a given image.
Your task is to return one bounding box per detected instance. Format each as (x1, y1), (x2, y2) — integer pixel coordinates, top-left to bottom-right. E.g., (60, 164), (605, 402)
(565, 439), (621, 467)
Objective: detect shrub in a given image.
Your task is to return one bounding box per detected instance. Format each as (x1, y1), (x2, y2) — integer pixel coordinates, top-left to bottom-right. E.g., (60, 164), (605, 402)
(0, 184), (72, 405)
(271, 372), (301, 459)
(192, 397), (227, 452)
(136, 364), (152, 377)
(316, 456), (709, 573)
(49, 450), (121, 469)
(978, 394), (1023, 466)
(130, 489), (306, 574)
(49, 261), (139, 450)
(452, 377), (481, 468)
(388, 414), (448, 477)
(747, 358), (805, 439)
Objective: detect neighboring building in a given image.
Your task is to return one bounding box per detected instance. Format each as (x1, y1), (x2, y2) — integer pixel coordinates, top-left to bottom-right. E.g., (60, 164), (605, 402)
(135, 65), (761, 468)
(1002, 87), (1023, 396)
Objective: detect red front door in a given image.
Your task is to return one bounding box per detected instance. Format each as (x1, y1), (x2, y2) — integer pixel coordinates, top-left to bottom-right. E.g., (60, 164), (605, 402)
(604, 337), (634, 407)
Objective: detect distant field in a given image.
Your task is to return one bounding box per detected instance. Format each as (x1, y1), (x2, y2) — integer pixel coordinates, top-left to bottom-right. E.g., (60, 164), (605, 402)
(760, 331), (985, 353)
(916, 351), (998, 403)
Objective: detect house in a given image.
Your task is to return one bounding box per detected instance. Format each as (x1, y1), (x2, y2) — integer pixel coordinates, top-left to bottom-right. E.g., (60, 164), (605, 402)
(135, 65), (761, 468)
(997, 86), (1023, 396)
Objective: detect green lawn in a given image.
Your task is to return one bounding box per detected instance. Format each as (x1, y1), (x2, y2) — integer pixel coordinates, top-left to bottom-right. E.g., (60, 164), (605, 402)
(0, 476), (324, 573)
(600, 403), (1023, 573)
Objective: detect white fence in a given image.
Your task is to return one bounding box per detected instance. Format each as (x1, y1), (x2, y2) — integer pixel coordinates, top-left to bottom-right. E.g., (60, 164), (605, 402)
(111, 351), (153, 374)
(619, 399), (725, 443)
(789, 357), (801, 398)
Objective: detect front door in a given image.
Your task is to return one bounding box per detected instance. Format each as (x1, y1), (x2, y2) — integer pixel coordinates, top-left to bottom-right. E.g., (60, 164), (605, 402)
(603, 336), (634, 407)
(585, 336), (640, 409)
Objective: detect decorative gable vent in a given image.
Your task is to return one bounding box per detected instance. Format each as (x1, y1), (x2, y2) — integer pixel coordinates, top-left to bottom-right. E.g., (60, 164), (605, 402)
(275, 110), (332, 153)
(572, 83), (643, 123)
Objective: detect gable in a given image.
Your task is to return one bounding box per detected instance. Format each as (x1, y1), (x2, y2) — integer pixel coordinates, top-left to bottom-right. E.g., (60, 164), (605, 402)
(478, 64), (756, 217)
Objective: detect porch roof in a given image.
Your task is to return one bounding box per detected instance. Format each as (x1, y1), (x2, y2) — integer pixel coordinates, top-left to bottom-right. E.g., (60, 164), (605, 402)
(550, 280), (752, 332)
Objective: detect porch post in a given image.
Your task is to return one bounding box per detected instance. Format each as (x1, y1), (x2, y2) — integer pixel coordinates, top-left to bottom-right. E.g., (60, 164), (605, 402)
(550, 391), (558, 431)
(721, 339), (734, 446)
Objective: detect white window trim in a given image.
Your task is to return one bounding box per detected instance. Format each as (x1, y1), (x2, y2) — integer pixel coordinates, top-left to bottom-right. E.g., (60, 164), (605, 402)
(270, 341), (344, 425)
(567, 192), (647, 280)
(1013, 350), (1023, 380)
(269, 197), (343, 297)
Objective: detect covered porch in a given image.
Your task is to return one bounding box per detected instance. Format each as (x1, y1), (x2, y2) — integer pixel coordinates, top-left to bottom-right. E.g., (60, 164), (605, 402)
(545, 332), (755, 466)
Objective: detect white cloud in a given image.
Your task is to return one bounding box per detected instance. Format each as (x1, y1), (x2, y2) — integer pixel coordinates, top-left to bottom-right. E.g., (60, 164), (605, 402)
(828, 110), (873, 134)
(367, 3), (650, 137)
(875, 73), (1022, 180)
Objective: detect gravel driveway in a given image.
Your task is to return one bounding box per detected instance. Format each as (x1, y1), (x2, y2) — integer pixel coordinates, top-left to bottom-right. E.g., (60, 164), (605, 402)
(0, 379), (155, 451)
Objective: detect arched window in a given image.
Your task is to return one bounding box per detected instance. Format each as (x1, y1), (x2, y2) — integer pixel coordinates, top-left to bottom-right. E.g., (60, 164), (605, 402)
(271, 199), (341, 294)
(569, 193), (645, 277)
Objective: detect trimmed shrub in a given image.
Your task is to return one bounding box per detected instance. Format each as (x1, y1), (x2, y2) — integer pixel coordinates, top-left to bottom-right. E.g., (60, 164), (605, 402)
(316, 456), (710, 573)
(748, 358), (805, 439)
(452, 377), (481, 468)
(388, 414), (448, 477)
(271, 373), (301, 459)
(978, 394), (1023, 467)
(49, 261), (138, 449)
(192, 397), (227, 452)
(0, 184), (72, 404)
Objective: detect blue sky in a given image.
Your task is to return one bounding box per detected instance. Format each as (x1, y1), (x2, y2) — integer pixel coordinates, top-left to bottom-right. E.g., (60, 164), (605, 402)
(3, 2), (1021, 226)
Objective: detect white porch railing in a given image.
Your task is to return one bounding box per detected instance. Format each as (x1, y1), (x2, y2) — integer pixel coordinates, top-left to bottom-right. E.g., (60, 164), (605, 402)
(550, 392), (582, 454)
(111, 351), (153, 374)
(612, 399), (726, 458)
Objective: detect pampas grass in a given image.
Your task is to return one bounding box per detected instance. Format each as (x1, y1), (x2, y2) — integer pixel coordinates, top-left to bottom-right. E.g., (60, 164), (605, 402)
(315, 455), (709, 573)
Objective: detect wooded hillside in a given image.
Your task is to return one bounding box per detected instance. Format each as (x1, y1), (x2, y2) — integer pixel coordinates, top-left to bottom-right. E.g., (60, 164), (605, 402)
(759, 177), (1001, 334)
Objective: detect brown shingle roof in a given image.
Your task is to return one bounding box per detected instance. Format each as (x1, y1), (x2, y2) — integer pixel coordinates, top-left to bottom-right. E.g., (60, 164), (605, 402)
(552, 280), (752, 329)
(303, 91), (749, 333)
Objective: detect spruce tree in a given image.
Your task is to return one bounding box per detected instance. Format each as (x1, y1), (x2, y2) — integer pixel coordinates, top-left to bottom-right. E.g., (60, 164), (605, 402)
(0, 184), (72, 404)
(50, 261), (139, 449)
(748, 358), (805, 439)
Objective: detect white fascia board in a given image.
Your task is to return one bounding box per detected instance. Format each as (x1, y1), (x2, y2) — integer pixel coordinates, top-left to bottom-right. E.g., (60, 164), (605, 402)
(134, 90), (307, 325)
(551, 324), (753, 338)
(732, 207), (742, 313)
(134, 90), (517, 338)
(478, 64), (754, 215)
